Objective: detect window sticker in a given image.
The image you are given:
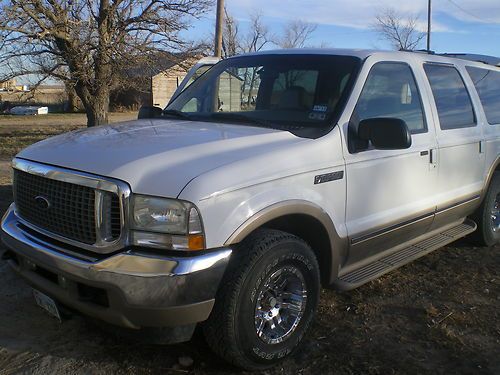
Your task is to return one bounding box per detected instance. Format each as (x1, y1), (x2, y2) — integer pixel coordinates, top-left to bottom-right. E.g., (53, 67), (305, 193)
(313, 105), (328, 112)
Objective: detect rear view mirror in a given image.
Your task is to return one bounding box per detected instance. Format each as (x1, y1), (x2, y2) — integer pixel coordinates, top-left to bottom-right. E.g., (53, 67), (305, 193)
(138, 106), (163, 119)
(358, 118), (412, 150)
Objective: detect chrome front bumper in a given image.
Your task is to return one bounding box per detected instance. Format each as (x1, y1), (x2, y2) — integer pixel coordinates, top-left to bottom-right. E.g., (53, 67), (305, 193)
(1, 204), (232, 333)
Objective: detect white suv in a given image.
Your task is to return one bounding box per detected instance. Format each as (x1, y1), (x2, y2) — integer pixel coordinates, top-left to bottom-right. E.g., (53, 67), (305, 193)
(2, 49), (499, 370)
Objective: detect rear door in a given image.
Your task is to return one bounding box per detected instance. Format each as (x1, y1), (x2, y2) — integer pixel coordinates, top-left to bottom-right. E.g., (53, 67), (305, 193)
(339, 55), (439, 267)
(422, 63), (485, 229)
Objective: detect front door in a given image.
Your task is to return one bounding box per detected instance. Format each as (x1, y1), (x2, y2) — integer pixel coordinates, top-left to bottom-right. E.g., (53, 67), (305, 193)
(340, 57), (438, 268)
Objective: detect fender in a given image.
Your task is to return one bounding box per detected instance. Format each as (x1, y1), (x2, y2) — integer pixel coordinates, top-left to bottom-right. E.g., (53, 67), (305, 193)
(224, 200), (348, 285)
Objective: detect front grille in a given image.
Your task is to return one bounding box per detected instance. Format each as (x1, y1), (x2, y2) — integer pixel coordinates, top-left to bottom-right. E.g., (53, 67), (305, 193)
(13, 169), (121, 245)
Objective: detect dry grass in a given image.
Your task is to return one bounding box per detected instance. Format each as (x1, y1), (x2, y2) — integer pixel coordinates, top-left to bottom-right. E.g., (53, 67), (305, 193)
(0, 112), (136, 158)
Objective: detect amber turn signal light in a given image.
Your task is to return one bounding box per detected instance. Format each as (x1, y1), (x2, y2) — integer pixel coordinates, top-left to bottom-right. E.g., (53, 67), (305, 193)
(188, 234), (205, 250)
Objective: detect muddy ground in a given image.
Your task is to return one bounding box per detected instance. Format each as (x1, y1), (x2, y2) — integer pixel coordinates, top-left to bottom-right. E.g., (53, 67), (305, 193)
(0, 117), (498, 375)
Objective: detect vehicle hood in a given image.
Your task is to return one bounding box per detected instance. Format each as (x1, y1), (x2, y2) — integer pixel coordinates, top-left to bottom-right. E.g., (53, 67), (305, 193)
(17, 119), (305, 197)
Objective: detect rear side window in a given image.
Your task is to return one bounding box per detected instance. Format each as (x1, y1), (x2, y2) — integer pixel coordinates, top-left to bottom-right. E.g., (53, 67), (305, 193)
(424, 64), (476, 130)
(352, 62), (426, 134)
(466, 66), (500, 125)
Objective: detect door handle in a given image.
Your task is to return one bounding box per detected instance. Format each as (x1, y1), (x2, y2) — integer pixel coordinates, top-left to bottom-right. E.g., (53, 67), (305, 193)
(479, 141), (485, 154)
(420, 150), (436, 167)
(430, 149), (437, 166)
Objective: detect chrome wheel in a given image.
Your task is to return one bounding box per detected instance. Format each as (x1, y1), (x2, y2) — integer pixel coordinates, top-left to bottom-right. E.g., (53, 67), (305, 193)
(491, 193), (500, 233)
(254, 266), (307, 345)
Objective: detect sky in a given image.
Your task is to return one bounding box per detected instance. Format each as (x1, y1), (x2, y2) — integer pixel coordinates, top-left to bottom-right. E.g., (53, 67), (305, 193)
(184, 0), (500, 56)
(4, 0), (500, 85)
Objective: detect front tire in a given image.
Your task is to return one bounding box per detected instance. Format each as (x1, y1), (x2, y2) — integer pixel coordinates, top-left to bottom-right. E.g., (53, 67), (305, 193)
(203, 229), (320, 370)
(472, 173), (500, 246)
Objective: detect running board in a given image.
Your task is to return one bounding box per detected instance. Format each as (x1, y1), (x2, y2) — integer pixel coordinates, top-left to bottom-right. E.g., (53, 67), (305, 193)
(334, 219), (477, 291)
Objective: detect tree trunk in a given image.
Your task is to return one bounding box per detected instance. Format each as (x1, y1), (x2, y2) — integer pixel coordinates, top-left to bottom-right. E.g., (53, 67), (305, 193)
(66, 86), (80, 113)
(85, 93), (110, 127)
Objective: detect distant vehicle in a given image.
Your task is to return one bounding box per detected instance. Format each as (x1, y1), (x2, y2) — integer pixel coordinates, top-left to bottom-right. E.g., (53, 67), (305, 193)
(168, 56), (220, 105)
(2, 49), (500, 370)
(9, 106), (48, 115)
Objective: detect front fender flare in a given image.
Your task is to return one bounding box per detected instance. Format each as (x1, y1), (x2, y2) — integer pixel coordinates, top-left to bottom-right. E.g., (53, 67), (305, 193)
(224, 199), (347, 284)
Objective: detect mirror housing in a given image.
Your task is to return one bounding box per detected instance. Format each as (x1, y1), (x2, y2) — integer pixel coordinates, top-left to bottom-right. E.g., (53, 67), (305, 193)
(358, 118), (412, 150)
(138, 106), (163, 119)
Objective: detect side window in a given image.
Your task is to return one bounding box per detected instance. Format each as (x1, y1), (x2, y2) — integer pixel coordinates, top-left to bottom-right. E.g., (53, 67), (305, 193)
(352, 63), (427, 134)
(424, 64), (476, 130)
(466, 66), (500, 125)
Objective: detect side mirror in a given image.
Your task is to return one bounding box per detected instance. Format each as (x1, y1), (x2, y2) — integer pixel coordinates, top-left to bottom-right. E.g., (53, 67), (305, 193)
(358, 118), (412, 150)
(138, 106), (163, 119)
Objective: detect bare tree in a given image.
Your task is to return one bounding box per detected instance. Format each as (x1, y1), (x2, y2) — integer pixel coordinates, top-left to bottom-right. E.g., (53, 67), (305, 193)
(221, 10), (272, 57)
(222, 7), (239, 58)
(277, 20), (317, 49)
(240, 13), (273, 54)
(373, 8), (425, 51)
(0, 0), (211, 127)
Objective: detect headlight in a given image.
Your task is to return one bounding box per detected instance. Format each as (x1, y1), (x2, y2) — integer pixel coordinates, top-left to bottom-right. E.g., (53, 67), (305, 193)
(130, 195), (204, 251)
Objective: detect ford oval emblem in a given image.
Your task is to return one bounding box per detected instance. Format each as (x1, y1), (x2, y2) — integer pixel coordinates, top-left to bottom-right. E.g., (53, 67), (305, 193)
(34, 195), (51, 210)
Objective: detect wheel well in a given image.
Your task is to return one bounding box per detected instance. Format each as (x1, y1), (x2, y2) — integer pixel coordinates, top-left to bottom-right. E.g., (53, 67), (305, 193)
(258, 214), (332, 286)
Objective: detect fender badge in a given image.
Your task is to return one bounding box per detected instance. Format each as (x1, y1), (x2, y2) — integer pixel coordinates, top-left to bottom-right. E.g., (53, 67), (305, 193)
(314, 171), (344, 185)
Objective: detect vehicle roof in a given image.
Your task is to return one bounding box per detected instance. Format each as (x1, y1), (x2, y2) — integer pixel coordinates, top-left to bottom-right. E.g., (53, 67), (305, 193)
(233, 48), (500, 71)
(236, 48), (378, 60)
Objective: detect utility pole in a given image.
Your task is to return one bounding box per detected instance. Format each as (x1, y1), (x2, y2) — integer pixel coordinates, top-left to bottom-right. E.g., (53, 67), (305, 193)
(427, 0), (432, 51)
(214, 0), (224, 57)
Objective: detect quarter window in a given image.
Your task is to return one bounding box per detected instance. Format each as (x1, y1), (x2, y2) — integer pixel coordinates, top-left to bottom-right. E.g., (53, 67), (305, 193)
(352, 63), (427, 134)
(424, 64), (476, 130)
(466, 66), (500, 125)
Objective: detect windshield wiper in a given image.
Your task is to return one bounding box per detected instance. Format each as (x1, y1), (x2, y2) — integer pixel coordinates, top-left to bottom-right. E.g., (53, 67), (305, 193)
(162, 109), (192, 120)
(208, 112), (281, 130)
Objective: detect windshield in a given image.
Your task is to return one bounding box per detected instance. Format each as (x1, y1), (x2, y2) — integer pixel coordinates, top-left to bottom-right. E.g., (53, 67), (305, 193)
(166, 54), (361, 137)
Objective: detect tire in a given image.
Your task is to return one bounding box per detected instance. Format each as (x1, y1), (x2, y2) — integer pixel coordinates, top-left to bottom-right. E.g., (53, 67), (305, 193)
(203, 229), (320, 370)
(471, 173), (500, 247)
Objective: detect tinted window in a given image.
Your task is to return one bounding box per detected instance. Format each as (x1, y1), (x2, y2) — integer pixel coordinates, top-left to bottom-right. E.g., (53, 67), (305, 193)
(424, 64), (476, 129)
(353, 63), (426, 134)
(466, 66), (500, 125)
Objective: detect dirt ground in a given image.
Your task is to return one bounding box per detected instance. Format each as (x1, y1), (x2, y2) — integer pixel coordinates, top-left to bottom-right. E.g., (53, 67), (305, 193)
(0, 117), (498, 375)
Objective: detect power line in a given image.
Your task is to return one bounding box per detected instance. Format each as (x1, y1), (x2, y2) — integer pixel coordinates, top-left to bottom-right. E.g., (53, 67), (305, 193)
(445, 0), (500, 24)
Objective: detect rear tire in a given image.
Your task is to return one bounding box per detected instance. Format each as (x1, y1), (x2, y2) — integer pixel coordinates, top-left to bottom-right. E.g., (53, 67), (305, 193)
(471, 173), (500, 246)
(203, 229), (320, 370)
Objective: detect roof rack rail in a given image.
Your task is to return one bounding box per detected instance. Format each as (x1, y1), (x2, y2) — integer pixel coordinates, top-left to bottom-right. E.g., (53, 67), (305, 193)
(399, 48), (435, 55)
(438, 53), (500, 67)
(401, 49), (500, 67)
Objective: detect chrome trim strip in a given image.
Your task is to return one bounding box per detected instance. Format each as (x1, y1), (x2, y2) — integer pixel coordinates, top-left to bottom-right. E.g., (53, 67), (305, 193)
(351, 195), (482, 246)
(12, 158), (131, 254)
(436, 195), (481, 214)
(350, 212), (434, 245)
(13, 158), (121, 193)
